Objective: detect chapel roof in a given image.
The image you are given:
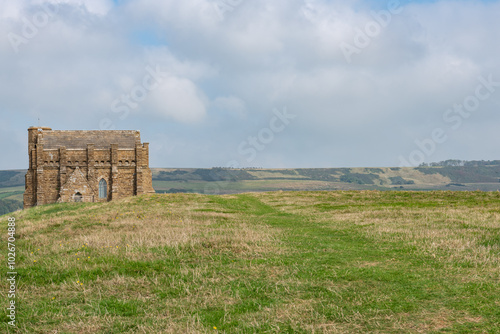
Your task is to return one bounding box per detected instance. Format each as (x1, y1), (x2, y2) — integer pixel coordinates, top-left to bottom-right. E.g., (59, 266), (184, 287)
(37, 130), (141, 149)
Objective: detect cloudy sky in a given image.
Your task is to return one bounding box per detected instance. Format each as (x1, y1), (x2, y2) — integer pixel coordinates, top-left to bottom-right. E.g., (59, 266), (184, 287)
(1, 0), (499, 170)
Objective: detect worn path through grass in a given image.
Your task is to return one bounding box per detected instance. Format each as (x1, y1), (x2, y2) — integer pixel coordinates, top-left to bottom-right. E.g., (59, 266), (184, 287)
(1, 191), (499, 333)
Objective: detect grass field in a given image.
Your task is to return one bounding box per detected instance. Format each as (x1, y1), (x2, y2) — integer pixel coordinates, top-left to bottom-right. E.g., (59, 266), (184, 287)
(0, 186), (24, 201)
(1, 191), (499, 333)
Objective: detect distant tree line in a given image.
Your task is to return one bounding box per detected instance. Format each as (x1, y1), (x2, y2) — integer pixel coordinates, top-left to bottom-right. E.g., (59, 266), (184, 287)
(211, 167), (264, 170)
(157, 168), (256, 182)
(419, 160), (500, 167)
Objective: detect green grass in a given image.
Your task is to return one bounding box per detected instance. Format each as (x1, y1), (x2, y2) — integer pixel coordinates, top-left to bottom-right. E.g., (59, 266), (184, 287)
(0, 186), (24, 195)
(1, 191), (500, 333)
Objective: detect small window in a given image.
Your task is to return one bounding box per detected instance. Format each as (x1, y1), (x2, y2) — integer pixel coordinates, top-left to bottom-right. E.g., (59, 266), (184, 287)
(74, 192), (82, 202)
(99, 179), (107, 199)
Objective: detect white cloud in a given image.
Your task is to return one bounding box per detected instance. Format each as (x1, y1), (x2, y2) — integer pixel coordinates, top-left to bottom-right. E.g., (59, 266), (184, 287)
(143, 47), (217, 81)
(61, 0), (114, 16)
(1, 0), (500, 169)
(0, 0), (113, 19)
(213, 96), (247, 119)
(145, 76), (207, 123)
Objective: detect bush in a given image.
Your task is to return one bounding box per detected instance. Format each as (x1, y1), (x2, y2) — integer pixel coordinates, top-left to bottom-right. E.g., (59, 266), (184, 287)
(340, 173), (380, 185)
(389, 176), (415, 185)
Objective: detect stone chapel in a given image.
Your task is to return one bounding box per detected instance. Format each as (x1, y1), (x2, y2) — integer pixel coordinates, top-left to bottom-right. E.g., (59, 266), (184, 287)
(23, 127), (155, 208)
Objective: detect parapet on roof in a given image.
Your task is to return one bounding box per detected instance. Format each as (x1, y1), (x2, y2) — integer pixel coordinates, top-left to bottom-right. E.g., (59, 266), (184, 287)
(30, 127), (142, 149)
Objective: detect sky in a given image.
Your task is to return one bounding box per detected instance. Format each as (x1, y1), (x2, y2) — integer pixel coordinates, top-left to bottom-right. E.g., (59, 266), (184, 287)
(1, 0), (499, 169)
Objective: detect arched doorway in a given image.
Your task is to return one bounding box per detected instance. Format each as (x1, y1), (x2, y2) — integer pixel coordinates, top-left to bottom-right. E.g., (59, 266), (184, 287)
(74, 192), (83, 202)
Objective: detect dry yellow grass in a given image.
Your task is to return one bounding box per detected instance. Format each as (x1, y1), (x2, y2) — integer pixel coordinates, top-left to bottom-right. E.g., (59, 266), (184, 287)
(3, 191), (499, 333)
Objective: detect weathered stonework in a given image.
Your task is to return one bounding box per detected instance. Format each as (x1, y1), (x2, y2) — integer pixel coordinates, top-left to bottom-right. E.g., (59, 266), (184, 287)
(23, 127), (155, 209)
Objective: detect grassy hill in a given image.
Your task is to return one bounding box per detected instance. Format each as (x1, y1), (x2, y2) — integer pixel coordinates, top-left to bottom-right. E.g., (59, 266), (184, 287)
(0, 169), (25, 215)
(2, 161), (500, 215)
(2, 191), (499, 333)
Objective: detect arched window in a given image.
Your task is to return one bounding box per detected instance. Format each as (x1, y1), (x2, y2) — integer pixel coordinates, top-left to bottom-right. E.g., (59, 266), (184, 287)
(99, 179), (107, 199)
(74, 192), (82, 202)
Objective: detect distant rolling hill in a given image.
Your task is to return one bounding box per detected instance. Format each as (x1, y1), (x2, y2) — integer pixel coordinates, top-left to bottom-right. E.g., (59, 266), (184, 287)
(2, 160), (500, 215)
(152, 161), (500, 194)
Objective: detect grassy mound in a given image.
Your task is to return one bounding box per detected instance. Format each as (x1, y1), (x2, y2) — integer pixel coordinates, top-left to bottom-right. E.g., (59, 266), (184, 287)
(2, 191), (500, 333)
